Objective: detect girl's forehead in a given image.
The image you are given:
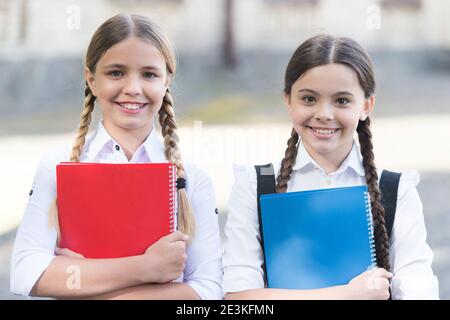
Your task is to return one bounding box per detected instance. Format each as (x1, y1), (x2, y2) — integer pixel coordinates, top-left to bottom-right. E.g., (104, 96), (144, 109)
(294, 63), (362, 95)
(98, 36), (166, 69)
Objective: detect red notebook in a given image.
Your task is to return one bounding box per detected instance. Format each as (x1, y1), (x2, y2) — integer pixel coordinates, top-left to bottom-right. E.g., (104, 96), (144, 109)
(56, 162), (175, 258)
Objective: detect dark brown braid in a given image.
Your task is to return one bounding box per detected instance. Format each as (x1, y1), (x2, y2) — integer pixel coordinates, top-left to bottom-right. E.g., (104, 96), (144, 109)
(275, 128), (299, 193)
(357, 117), (391, 271)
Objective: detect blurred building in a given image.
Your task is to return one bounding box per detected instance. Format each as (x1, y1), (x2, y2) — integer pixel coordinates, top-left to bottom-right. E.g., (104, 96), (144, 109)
(0, 0), (449, 118)
(1, 0), (450, 58)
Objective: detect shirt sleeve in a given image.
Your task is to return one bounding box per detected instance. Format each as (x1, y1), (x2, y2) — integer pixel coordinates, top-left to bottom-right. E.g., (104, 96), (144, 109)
(182, 164), (223, 300)
(10, 149), (61, 297)
(222, 164), (265, 294)
(390, 170), (440, 300)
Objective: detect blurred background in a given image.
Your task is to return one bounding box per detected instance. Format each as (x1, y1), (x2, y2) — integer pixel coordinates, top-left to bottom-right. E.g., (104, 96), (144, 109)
(0, 0), (449, 299)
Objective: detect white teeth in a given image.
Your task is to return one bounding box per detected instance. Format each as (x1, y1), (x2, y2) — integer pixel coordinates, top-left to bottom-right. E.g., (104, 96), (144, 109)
(312, 128), (338, 135)
(119, 103), (144, 110)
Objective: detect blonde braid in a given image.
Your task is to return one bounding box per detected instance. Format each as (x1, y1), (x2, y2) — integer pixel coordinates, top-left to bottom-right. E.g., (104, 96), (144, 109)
(70, 86), (96, 161)
(158, 89), (195, 238)
(275, 128), (299, 193)
(48, 85), (96, 242)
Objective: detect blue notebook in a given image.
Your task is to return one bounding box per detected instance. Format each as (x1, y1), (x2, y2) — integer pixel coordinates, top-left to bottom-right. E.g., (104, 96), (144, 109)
(259, 185), (376, 290)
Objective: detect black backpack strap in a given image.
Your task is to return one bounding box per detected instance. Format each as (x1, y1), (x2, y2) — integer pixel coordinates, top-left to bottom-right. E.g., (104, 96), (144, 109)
(379, 170), (401, 241)
(255, 163), (276, 286)
(379, 170), (401, 300)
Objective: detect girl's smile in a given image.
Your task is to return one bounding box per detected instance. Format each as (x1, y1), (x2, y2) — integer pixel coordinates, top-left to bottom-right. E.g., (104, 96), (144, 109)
(115, 101), (148, 114)
(306, 125), (341, 139)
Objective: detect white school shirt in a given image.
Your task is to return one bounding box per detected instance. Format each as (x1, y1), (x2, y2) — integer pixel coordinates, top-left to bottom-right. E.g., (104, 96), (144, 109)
(222, 141), (439, 300)
(10, 120), (223, 300)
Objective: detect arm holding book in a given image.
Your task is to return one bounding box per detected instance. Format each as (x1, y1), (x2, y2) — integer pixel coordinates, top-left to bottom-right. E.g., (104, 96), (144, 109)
(83, 165), (223, 300)
(222, 165), (391, 300)
(9, 151), (189, 298)
(31, 253), (144, 298)
(32, 231), (192, 299)
(225, 268), (392, 300)
(88, 283), (200, 300)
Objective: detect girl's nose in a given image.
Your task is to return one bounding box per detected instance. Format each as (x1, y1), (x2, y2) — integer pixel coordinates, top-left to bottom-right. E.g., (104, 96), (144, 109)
(123, 76), (142, 96)
(314, 103), (334, 121)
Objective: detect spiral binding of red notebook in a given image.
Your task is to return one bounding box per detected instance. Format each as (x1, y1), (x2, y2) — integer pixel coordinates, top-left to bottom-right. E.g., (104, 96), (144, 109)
(56, 162), (175, 258)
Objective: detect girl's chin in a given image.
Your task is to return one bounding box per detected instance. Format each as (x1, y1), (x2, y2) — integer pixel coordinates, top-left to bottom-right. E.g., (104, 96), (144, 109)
(303, 139), (354, 158)
(108, 117), (152, 131)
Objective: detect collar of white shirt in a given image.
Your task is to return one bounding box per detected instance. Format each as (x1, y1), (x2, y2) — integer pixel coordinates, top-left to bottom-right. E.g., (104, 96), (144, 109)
(84, 120), (167, 163)
(291, 140), (366, 177)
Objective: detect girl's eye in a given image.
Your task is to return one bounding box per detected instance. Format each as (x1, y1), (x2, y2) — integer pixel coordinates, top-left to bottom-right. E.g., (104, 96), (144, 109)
(336, 97), (351, 105)
(109, 70), (123, 78)
(302, 96), (316, 104)
(143, 72), (156, 79)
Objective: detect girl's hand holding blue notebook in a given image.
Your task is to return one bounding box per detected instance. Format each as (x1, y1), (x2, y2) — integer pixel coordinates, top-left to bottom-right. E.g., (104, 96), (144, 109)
(347, 268), (393, 300)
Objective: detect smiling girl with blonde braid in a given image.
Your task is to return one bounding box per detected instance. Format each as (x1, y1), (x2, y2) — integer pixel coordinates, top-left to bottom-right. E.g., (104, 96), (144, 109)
(11, 13), (221, 300)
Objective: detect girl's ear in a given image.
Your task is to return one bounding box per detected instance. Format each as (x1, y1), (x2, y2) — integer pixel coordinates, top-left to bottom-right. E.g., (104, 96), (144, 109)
(165, 73), (172, 90)
(360, 95), (375, 121)
(84, 67), (97, 97)
(284, 92), (293, 115)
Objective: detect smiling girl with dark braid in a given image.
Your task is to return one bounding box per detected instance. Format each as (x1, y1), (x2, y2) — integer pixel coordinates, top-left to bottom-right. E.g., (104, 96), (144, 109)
(223, 35), (439, 300)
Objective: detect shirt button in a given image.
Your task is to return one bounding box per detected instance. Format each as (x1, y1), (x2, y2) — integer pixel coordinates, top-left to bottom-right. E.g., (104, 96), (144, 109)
(326, 180), (332, 185)
(115, 145), (120, 151)
(29, 189), (33, 196)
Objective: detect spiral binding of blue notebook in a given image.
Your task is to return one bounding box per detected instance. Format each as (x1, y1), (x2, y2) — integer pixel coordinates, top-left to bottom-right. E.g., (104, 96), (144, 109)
(259, 185), (376, 290)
